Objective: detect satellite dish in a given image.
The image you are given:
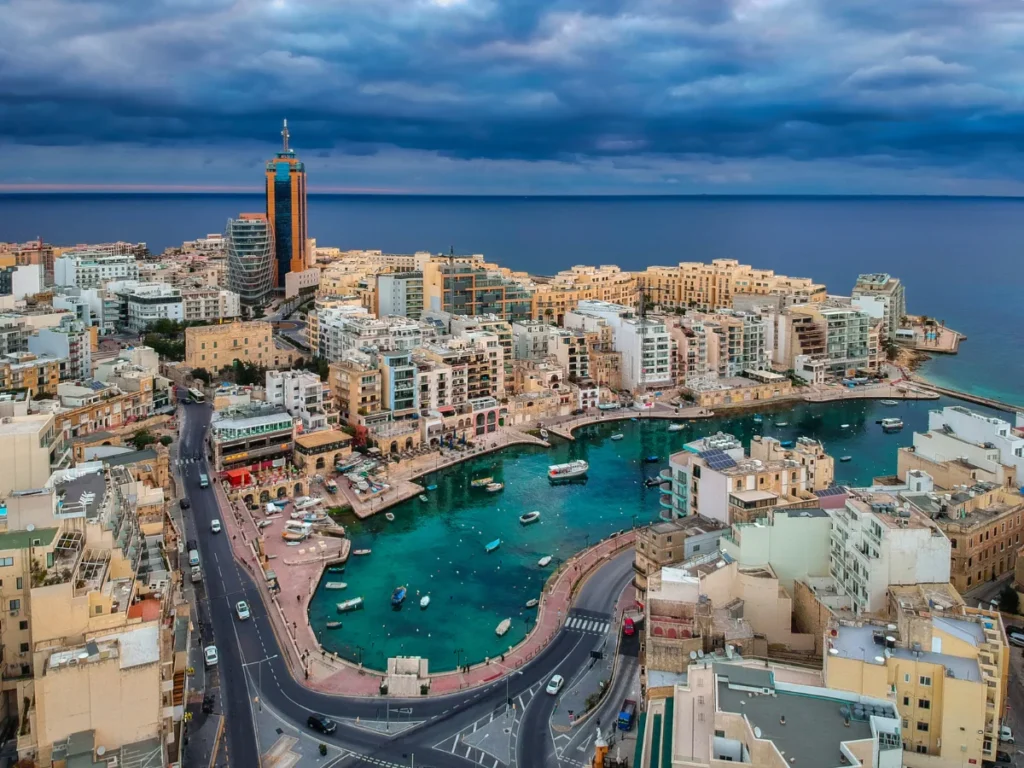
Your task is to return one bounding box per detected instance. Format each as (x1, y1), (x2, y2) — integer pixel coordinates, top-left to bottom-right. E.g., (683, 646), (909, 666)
(754, 727), (762, 738)
(26, 524), (34, 532)
(96, 746), (106, 757)
(697, 649), (704, 658)
(689, 651), (697, 660)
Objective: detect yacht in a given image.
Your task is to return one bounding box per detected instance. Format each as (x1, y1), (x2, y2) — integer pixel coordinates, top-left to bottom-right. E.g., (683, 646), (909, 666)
(548, 460), (589, 481)
(880, 418), (904, 433)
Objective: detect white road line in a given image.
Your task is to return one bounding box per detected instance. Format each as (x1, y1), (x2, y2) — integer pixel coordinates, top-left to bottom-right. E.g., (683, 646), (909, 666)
(583, 621), (594, 632)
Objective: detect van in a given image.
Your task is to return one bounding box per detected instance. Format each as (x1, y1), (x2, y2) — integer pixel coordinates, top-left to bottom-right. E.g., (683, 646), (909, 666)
(210, 519), (222, 534)
(199, 474), (210, 489)
(188, 549), (200, 567)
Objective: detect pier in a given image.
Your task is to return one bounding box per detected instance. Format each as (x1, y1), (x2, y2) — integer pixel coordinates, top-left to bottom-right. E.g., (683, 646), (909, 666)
(910, 377), (1022, 414)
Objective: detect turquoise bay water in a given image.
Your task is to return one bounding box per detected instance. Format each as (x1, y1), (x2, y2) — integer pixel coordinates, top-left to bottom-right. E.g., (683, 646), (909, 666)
(309, 395), (1000, 671)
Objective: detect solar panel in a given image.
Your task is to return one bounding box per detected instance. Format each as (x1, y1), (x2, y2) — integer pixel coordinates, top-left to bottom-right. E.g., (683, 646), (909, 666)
(815, 485), (846, 498)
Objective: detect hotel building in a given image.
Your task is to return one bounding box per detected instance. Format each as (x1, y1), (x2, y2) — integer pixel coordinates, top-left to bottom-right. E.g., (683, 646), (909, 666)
(226, 214), (275, 307)
(265, 120), (308, 289)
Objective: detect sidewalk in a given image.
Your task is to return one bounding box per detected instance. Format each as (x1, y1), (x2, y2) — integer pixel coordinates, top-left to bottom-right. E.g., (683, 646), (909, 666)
(544, 403), (713, 441)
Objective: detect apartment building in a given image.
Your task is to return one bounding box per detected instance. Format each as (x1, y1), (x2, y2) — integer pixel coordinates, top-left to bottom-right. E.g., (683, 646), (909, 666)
(380, 350), (419, 417)
(511, 320), (553, 360)
(666, 433), (819, 525)
(531, 264), (636, 323)
(420, 338), (504, 405)
(827, 488), (951, 614)
(852, 272), (906, 341)
(376, 272), (424, 320)
(749, 435), (835, 491)
(422, 255), (535, 322)
(414, 357), (453, 413)
(0, 315), (31, 357)
(565, 300), (671, 391)
(2, 239), (56, 283)
(900, 475), (1024, 593)
(265, 369), (328, 432)
(447, 315), (514, 371)
(826, 598), (1007, 767)
(53, 252), (139, 289)
(917, 406), (1024, 480)
(0, 352), (62, 397)
(637, 258), (826, 311)
(181, 287), (241, 323)
(0, 413), (70, 495)
(666, 319), (710, 385)
(328, 355), (382, 426)
(27, 316), (92, 382)
(316, 307), (427, 362)
(209, 403), (295, 472)
(632, 516), (726, 595)
(0, 264), (44, 300)
(184, 320), (294, 371)
(692, 310), (769, 378)
(34, 380), (155, 442)
(638, 660), (902, 768)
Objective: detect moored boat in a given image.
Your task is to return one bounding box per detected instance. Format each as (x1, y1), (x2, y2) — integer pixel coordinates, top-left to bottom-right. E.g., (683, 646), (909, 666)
(386, 512), (396, 521)
(495, 618), (511, 636)
(775, 421), (789, 427)
(525, 598), (539, 609)
(643, 455), (660, 463)
(327, 566), (345, 573)
(540, 428), (549, 440)
(337, 597), (364, 612)
(418, 494), (429, 502)
(391, 586), (407, 607)
(426, 484), (438, 491)
(840, 423), (850, 429)
(610, 434), (624, 441)
(325, 621), (343, 629)
(420, 595), (430, 609)
(548, 460), (589, 481)
(353, 549), (372, 556)
(485, 538), (502, 553)
(880, 399), (899, 406)
(486, 482), (504, 493)
(840, 456), (853, 462)
(324, 582), (347, 590)
(880, 418), (904, 433)
(667, 423), (685, 432)
(471, 477), (494, 488)
(519, 511), (541, 525)
(752, 414), (763, 423)
(538, 555), (552, 567)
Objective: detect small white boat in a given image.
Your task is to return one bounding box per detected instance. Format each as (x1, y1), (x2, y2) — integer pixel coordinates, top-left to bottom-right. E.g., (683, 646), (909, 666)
(418, 495), (429, 503)
(880, 417), (904, 433)
(775, 421), (789, 427)
(471, 477), (494, 488)
(420, 595), (430, 609)
(548, 460), (589, 481)
(610, 434), (624, 441)
(525, 598), (539, 609)
(385, 512), (395, 521)
(337, 597), (364, 612)
(538, 555), (552, 567)
(880, 399), (899, 406)
(486, 482), (504, 493)
(495, 618), (511, 637)
(519, 511), (541, 525)
(540, 428), (549, 440)
(840, 423), (850, 429)
(324, 582), (347, 590)
(353, 549), (372, 556)
(840, 456), (852, 462)
(667, 424), (685, 432)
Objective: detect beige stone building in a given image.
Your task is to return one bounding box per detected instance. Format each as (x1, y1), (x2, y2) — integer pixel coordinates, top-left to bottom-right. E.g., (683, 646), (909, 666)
(531, 265), (636, 323)
(749, 435), (835, 491)
(293, 428), (353, 475)
(0, 352), (62, 397)
(0, 413), (70, 496)
(329, 356), (382, 427)
(184, 320), (296, 372)
(632, 516), (726, 596)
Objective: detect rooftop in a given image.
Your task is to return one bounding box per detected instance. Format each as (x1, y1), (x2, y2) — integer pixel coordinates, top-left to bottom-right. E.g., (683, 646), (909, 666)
(51, 464), (108, 521)
(0, 413), (53, 436)
(295, 429), (353, 449)
(830, 623), (982, 682)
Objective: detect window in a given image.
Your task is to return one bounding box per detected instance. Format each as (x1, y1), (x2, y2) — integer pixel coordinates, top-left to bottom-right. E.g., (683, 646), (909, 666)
(918, 699), (930, 709)
(919, 676), (931, 686)
(19, 643), (28, 653)
(903, 696), (910, 706)
(917, 722), (929, 732)
(951, 539), (957, 549)
(902, 718), (909, 728)
(8, 599), (20, 610)
(904, 673), (911, 683)
(915, 745), (928, 754)
(94, 606), (103, 616)
(18, 620), (27, 630)
(0, 557), (13, 567)
(15, 577), (21, 590)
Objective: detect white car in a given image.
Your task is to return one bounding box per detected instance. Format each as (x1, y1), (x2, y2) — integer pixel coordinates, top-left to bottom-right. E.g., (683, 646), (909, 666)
(236, 601), (250, 620)
(546, 674), (564, 695)
(1000, 724), (1014, 744)
(210, 519), (222, 534)
(204, 645), (219, 667)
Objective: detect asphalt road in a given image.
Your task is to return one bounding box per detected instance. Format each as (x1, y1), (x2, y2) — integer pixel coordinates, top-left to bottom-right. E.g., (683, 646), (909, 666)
(179, 400), (636, 767)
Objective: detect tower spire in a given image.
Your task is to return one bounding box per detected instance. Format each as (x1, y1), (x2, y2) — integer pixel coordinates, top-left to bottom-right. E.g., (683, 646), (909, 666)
(281, 119), (290, 152)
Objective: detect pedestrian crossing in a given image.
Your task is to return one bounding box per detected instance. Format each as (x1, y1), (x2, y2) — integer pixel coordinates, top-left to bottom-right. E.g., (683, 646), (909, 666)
(564, 616), (609, 635)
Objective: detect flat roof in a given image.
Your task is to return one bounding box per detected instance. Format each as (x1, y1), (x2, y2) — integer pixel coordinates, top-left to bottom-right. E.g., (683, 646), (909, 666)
(0, 413), (53, 436)
(831, 623), (981, 682)
(295, 429), (352, 449)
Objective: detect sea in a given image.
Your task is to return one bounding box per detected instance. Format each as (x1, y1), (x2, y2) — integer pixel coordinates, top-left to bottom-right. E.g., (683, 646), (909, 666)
(1, 193), (1021, 403)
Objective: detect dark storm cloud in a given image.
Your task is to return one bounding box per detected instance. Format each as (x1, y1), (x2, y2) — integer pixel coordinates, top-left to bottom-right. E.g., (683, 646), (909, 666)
(1, 0), (1023, 188)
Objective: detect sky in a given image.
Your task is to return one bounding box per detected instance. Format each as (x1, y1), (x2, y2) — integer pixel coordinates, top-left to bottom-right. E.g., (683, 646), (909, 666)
(2, 0), (1024, 195)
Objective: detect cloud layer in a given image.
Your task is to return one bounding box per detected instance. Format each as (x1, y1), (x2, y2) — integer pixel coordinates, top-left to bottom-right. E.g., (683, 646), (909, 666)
(2, 0), (1023, 192)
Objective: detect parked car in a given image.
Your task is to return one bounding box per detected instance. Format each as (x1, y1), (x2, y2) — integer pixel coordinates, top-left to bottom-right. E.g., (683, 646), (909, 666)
(1007, 632), (1024, 649)
(179, 498), (190, 510)
(1000, 724), (1014, 744)
(204, 646), (218, 667)
(995, 751), (1012, 764)
(546, 675), (564, 695)
(623, 617), (635, 636)
(210, 519), (222, 534)
(307, 714), (337, 734)
(236, 601), (250, 620)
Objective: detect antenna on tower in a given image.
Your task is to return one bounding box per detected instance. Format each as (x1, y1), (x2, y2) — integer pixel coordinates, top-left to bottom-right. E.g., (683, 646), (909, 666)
(281, 119), (290, 152)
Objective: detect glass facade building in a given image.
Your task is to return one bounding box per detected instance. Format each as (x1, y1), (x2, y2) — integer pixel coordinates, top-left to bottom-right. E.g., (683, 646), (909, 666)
(265, 121), (308, 291)
(226, 214), (274, 306)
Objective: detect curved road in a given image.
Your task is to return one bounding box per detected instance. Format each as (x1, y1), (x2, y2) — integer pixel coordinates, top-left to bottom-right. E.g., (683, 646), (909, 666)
(179, 401), (633, 767)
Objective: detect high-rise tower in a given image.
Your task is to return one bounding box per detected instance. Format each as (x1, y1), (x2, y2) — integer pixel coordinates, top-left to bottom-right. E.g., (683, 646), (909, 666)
(226, 213), (274, 307)
(265, 119), (308, 290)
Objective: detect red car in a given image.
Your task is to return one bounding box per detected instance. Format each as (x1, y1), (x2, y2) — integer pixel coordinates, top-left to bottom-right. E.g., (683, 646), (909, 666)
(623, 617), (635, 636)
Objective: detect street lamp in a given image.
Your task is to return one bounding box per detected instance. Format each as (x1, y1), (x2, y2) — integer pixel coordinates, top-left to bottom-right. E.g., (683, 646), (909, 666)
(454, 647), (465, 671)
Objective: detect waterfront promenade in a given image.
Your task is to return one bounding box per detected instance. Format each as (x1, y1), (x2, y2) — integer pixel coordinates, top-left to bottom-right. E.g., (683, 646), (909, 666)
(214, 466), (636, 696)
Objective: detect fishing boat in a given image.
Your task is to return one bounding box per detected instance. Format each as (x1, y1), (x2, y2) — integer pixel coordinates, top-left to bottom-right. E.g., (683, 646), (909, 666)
(324, 582), (347, 590)
(486, 482), (504, 493)
(325, 621), (343, 629)
(420, 595), (431, 609)
(352, 549), (372, 556)
(643, 455), (660, 463)
(667, 423), (685, 432)
(426, 484), (438, 491)
(525, 598), (539, 609)
(327, 566), (345, 573)
(471, 477), (494, 488)
(519, 511), (541, 525)
(418, 494), (429, 502)
(337, 597), (364, 612)
(495, 618), (512, 637)
(610, 434), (624, 441)
(840, 423), (850, 429)
(540, 428), (549, 440)
(548, 460), (589, 481)
(386, 512), (396, 521)
(538, 555), (552, 567)
(840, 456), (853, 462)
(880, 399), (899, 406)
(485, 538), (502, 553)
(880, 418), (904, 433)
(775, 421), (789, 427)
(391, 586), (407, 607)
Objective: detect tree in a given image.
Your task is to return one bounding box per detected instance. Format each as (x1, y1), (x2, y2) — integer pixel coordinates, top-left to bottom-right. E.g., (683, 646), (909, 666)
(999, 585), (1020, 615)
(192, 367), (212, 385)
(159, 435), (173, 446)
(130, 430), (157, 450)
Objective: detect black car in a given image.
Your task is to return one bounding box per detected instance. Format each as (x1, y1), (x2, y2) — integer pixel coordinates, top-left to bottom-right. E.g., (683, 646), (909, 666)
(307, 714), (336, 734)
(1004, 625), (1024, 637)
(179, 498), (190, 510)
(995, 750), (1012, 764)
